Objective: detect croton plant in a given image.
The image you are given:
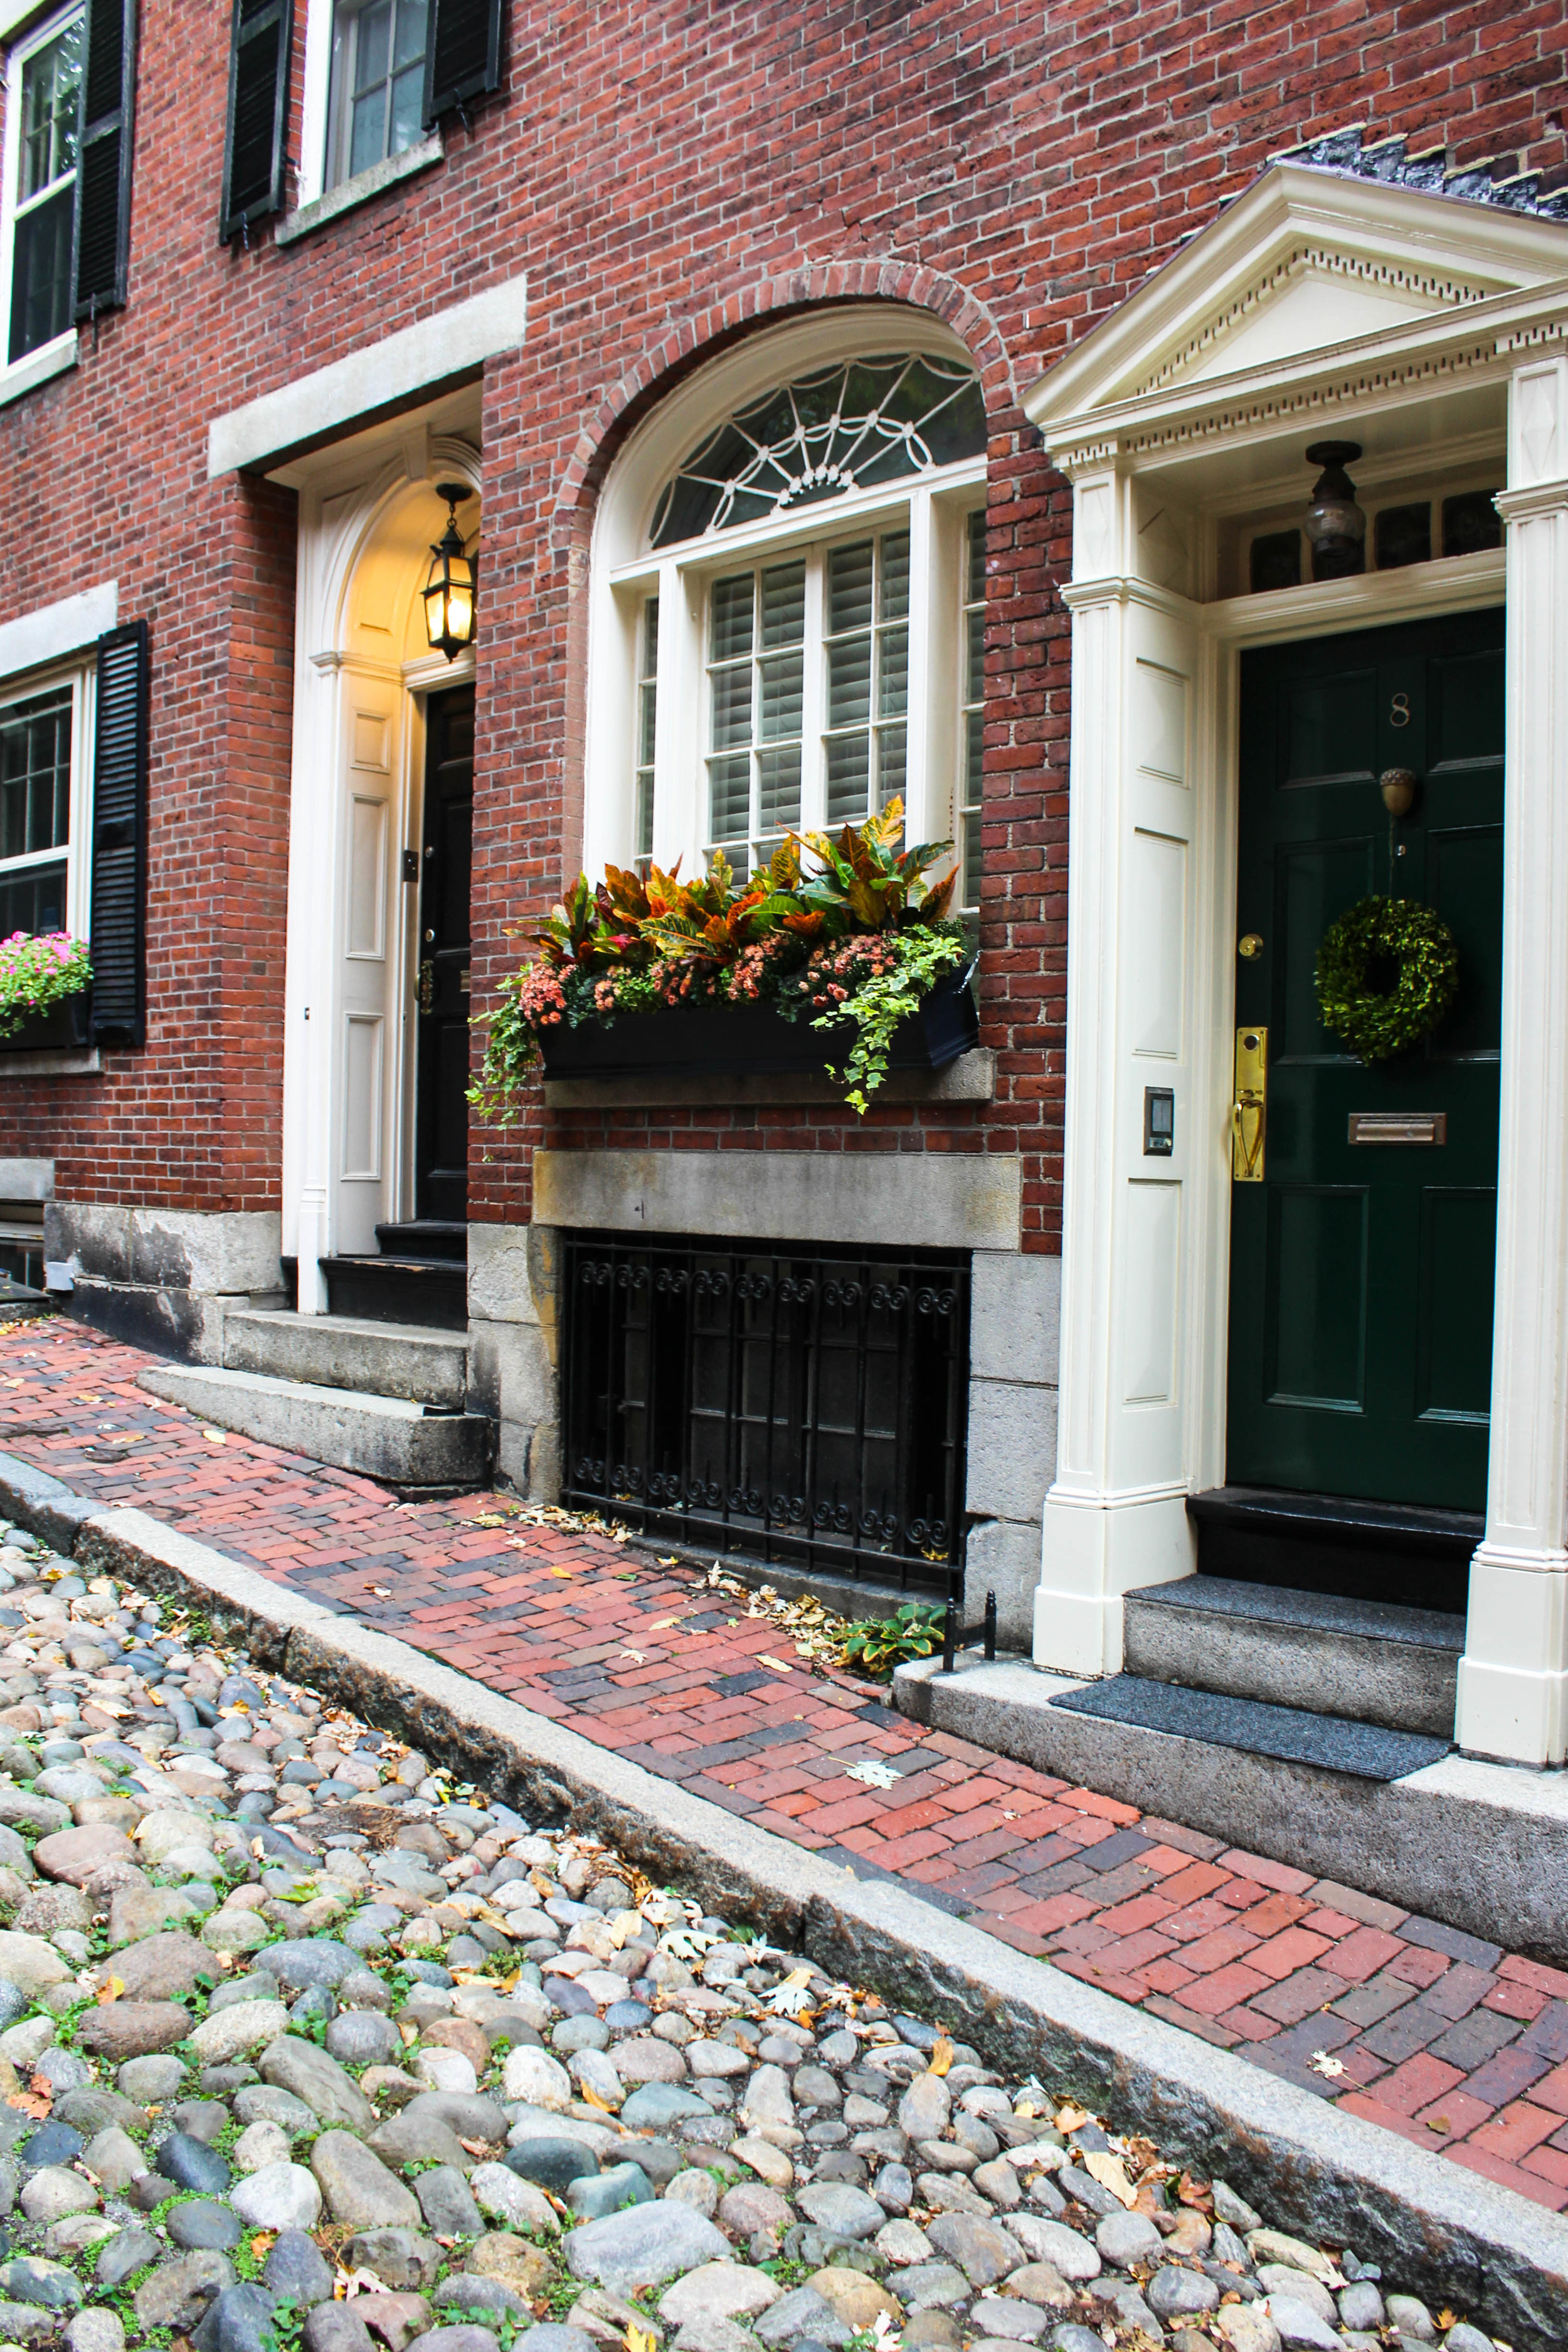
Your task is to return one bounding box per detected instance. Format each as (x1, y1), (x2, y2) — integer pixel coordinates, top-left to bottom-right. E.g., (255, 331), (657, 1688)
(470, 801), (968, 1117)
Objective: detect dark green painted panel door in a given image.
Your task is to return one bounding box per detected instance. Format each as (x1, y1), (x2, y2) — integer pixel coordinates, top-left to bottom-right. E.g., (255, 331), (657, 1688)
(1227, 607), (1503, 1511)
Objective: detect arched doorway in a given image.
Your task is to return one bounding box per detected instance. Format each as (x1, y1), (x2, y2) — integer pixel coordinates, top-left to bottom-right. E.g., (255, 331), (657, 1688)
(280, 433), (480, 1320)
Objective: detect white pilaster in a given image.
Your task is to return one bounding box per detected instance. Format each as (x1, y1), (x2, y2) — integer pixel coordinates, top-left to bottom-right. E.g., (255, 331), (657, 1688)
(1036, 465), (1202, 1675)
(1458, 351), (1568, 1766)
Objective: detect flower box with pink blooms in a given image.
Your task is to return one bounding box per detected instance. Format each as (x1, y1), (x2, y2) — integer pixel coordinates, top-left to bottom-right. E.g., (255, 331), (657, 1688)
(470, 804), (977, 1118)
(0, 931), (93, 1054)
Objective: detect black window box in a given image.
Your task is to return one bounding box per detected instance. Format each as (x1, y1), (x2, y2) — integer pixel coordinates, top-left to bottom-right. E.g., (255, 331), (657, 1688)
(540, 964), (978, 1082)
(0, 994), (90, 1055)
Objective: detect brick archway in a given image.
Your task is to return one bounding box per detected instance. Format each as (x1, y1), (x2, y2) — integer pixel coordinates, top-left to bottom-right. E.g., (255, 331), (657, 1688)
(549, 260), (1018, 553)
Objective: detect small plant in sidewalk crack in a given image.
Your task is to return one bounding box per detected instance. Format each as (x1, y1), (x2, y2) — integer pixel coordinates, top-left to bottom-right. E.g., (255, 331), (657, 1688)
(837, 1598), (946, 1677)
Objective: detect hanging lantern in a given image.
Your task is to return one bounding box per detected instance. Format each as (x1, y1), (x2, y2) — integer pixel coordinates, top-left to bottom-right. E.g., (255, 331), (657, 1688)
(1303, 441), (1366, 581)
(423, 482), (477, 660)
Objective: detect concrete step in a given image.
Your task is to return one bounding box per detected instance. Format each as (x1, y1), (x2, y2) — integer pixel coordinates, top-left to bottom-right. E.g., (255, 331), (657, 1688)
(321, 1254), (466, 1331)
(1123, 1574), (1463, 1738)
(138, 1364), (494, 1487)
(891, 1651), (1568, 1968)
(222, 1309), (469, 1407)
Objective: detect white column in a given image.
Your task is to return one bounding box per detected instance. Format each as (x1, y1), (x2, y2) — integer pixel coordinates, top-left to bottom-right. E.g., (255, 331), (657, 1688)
(1034, 467), (1202, 1676)
(1458, 351), (1568, 1766)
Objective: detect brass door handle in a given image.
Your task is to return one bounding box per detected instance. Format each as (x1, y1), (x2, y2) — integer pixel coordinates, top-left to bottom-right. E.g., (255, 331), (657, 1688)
(1232, 1026), (1268, 1182)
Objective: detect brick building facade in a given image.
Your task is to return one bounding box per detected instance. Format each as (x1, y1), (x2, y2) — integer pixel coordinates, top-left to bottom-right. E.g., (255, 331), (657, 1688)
(3, 0), (1568, 1768)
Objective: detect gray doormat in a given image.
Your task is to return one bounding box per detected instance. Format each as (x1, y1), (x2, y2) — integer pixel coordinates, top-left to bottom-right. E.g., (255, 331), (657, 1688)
(1047, 1673), (1450, 1781)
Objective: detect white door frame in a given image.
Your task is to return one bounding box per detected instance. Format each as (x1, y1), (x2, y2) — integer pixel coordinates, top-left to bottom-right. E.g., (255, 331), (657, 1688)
(277, 436), (480, 1308)
(1022, 164), (1568, 1764)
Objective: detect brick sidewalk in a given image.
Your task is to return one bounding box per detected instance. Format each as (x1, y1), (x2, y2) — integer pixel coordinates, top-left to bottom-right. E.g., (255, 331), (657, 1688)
(4, 1314), (1568, 2212)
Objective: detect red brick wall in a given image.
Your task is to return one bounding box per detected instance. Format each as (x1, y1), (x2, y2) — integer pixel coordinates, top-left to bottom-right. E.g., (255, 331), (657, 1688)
(1, 0), (1562, 1249)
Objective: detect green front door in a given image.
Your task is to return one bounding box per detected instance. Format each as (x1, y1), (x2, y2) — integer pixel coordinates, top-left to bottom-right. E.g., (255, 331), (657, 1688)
(1227, 607), (1504, 1512)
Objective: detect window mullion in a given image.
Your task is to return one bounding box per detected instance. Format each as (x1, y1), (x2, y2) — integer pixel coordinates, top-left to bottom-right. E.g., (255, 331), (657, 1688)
(800, 546), (825, 835)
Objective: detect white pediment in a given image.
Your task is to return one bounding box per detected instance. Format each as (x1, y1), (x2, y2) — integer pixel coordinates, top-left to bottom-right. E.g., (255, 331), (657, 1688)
(1025, 163), (1568, 445)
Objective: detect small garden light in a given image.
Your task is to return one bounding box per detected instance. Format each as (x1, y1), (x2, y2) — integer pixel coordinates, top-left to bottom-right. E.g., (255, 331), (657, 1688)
(422, 482), (477, 660)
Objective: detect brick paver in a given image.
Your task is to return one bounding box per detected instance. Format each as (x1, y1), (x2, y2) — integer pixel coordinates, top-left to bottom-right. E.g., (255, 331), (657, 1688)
(1, 1315), (1564, 2207)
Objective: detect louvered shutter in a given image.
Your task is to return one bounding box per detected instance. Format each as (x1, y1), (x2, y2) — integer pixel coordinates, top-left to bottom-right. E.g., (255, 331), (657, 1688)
(72, 0), (138, 321)
(87, 622), (150, 1048)
(423, 0), (503, 127)
(220, 0), (293, 243)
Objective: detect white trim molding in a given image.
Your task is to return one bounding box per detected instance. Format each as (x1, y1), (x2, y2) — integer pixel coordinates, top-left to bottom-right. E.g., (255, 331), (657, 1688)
(1021, 166), (1568, 1759)
(0, 582), (114, 679)
(207, 273), (525, 478)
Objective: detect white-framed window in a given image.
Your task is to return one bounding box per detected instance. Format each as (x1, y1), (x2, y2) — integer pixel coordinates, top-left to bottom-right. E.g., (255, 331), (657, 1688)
(326, 0), (430, 189)
(0, 3), (83, 369)
(586, 322), (988, 904)
(0, 662), (93, 942)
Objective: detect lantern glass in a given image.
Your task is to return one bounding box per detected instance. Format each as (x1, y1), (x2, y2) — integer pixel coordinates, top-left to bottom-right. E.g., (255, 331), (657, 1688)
(423, 485), (478, 660)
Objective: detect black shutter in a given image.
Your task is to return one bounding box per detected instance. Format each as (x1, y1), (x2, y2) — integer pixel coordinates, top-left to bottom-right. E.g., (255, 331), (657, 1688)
(87, 622), (150, 1049)
(220, 0), (293, 243)
(72, 0), (138, 320)
(423, 0), (503, 126)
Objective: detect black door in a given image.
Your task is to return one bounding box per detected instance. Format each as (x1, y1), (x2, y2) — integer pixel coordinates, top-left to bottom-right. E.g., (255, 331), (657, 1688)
(1227, 608), (1504, 1513)
(415, 686), (474, 1222)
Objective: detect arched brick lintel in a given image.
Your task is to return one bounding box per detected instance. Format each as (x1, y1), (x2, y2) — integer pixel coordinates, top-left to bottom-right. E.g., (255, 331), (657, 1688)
(546, 261), (1020, 556)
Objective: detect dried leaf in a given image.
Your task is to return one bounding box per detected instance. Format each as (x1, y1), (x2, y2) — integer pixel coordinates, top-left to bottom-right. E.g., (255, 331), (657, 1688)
(757, 1655), (796, 1676)
(845, 1759), (899, 1789)
(1176, 2171), (1214, 2214)
(1435, 2316), (1457, 2334)
(1055, 2102), (1091, 2132)
(1308, 2050), (1346, 2079)
(929, 2036), (953, 2077)
(95, 1975), (125, 2005)
(201, 1428), (228, 1444)
(579, 2083), (613, 2113)
(625, 2326), (659, 2352)
(1084, 2150), (1137, 2208)
(458, 2137), (493, 2158)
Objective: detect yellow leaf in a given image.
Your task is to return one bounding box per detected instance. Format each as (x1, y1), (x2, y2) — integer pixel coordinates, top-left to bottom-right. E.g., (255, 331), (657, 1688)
(1055, 2101), (1091, 2131)
(95, 1976), (125, 2006)
(1084, 2150), (1137, 2208)
(201, 1427), (228, 1444)
(579, 2083), (613, 2112)
(929, 2036), (953, 2077)
(626, 2327), (658, 2352)
(551, 1566), (573, 1579)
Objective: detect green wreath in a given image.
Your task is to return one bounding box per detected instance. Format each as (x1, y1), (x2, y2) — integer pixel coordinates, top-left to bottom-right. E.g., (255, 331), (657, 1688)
(1315, 895), (1459, 1063)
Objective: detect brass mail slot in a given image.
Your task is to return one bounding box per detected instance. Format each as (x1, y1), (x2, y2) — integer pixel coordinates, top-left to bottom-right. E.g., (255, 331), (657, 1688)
(1347, 1112), (1447, 1146)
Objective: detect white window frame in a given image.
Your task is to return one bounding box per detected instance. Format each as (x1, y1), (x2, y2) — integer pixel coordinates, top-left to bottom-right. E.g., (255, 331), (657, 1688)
(583, 312), (987, 893)
(0, 0), (82, 405)
(297, 0), (439, 213)
(0, 654), (95, 943)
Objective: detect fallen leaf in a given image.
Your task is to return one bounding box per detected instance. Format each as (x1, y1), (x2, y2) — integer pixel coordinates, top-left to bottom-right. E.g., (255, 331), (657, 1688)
(368, 1586), (392, 1599)
(845, 1759), (898, 1789)
(1055, 2102), (1091, 2132)
(929, 2035), (953, 2077)
(1084, 2149), (1137, 2208)
(249, 2237), (275, 2260)
(579, 2083), (613, 2112)
(551, 1566), (573, 1579)
(458, 2137), (492, 2158)
(758, 1655), (796, 1676)
(1176, 2171), (1214, 2214)
(1308, 2050), (1346, 2079)
(626, 2326), (659, 2352)
(1435, 2316), (1457, 2334)
(201, 1427), (228, 1444)
(95, 1975), (125, 2005)
(620, 1650), (646, 1666)
(657, 1557), (679, 1568)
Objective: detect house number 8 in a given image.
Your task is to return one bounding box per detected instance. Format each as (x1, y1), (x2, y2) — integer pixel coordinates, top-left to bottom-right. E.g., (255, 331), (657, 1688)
(1389, 692), (1412, 727)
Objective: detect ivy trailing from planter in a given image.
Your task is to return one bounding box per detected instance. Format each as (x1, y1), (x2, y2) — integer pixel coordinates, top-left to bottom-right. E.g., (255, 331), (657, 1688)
(1314, 895), (1459, 1063)
(0, 931), (92, 1042)
(470, 800), (968, 1119)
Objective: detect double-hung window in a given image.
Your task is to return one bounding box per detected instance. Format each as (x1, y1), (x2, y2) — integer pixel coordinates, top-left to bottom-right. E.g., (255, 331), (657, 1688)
(327, 0), (430, 187)
(598, 342), (987, 906)
(3, 5), (83, 368)
(0, 668), (90, 941)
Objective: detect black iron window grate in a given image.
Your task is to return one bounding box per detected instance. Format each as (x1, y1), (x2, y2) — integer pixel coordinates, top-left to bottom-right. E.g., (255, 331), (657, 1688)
(561, 1231), (970, 1592)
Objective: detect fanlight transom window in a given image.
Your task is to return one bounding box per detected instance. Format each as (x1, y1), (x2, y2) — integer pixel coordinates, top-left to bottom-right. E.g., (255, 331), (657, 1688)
(650, 354), (986, 549)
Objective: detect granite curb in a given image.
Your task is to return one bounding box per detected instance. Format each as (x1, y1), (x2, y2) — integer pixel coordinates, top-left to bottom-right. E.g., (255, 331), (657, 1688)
(1, 1446), (1565, 2347)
